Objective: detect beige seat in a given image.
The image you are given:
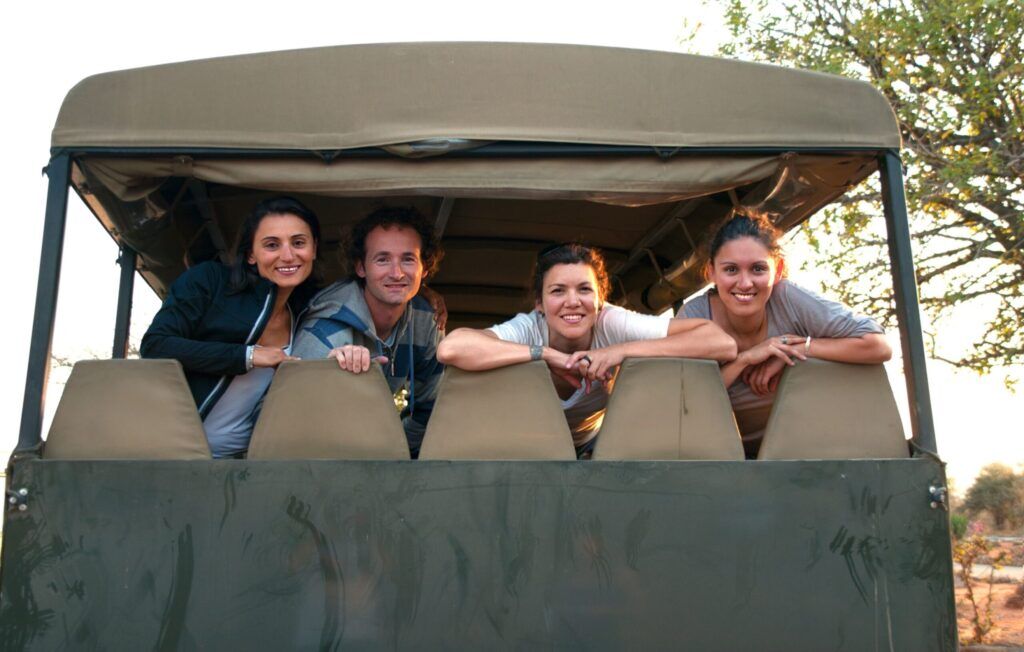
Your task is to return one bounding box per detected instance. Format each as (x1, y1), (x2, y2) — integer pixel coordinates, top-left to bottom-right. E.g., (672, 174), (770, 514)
(593, 358), (744, 461)
(248, 360), (409, 460)
(418, 362), (576, 460)
(44, 359), (211, 460)
(758, 359), (908, 460)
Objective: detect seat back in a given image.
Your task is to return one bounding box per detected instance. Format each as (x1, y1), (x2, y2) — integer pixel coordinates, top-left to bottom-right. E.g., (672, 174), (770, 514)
(44, 359), (211, 460)
(593, 358), (744, 461)
(248, 360), (409, 460)
(758, 359), (908, 460)
(419, 362), (576, 460)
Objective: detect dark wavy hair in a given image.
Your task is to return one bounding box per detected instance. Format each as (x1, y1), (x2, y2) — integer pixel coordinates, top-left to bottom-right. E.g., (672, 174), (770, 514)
(531, 243), (611, 305)
(228, 196), (321, 293)
(702, 214), (784, 281)
(347, 206), (444, 281)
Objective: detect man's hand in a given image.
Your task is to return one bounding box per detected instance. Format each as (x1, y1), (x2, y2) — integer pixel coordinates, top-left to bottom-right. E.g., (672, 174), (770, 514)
(328, 345), (388, 374)
(253, 346), (299, 369)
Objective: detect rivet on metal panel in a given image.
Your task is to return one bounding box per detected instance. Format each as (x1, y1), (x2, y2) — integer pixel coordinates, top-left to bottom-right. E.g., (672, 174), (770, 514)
(6, 487), (29, 512)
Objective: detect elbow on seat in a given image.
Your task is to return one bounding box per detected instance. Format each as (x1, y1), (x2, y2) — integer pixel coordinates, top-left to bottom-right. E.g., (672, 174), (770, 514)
(436, 335), (458, 365)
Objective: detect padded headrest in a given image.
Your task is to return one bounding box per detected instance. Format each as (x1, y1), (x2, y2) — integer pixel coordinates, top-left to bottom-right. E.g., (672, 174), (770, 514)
(758, 359), (908, 460)
(44, 359), (211, 460)
(594, 358), (743, 461)
(419, 362), (576, 460)
(248, 360), (410, 460)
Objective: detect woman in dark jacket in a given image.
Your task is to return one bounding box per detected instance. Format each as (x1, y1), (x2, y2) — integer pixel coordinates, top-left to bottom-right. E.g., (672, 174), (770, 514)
(140, 196), (320, 458)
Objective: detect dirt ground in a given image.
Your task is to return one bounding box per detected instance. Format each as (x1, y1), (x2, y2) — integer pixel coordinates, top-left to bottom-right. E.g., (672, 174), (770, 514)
(957, 581), (1024, 646)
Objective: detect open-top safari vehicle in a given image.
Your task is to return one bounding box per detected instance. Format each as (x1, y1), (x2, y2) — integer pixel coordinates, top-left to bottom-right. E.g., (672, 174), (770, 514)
(3, 43), (953, 649)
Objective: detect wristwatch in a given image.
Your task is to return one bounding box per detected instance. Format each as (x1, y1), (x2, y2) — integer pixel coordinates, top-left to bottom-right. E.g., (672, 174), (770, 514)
(529, 344), (543, 361)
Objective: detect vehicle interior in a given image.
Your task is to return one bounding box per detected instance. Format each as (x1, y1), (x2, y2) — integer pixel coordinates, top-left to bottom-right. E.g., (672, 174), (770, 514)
(31, 42), (920, 461)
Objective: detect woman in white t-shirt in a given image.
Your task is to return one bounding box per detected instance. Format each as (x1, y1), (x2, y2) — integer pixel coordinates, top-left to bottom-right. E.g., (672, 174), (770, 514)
(679, 215), (892, 457)
(437, 243), (736, 457)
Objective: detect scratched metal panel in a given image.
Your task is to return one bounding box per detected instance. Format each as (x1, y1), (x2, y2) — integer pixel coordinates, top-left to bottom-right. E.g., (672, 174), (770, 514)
(0, 459), (955, 650)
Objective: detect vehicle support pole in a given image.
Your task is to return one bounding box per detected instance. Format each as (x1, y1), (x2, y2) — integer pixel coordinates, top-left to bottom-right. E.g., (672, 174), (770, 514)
(879, 151), (938, 455)
(112, 246), (136, 358)
(17, 153), (72, 452)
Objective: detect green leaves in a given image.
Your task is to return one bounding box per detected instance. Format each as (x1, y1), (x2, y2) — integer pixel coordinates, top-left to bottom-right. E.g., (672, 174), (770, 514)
(718, 0), (1024, 373)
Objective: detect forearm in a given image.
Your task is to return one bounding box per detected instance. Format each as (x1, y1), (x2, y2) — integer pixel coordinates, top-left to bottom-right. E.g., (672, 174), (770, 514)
(719, 354), (752, 388)
(806, 334), (891, 364)
(649, 319), (738, 362)
(436, 328), (536, 370)
(141, 332), (247, 376)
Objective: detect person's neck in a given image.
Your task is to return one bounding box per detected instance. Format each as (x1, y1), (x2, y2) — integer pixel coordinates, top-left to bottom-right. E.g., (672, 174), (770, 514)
(272, 287), (293, 317)
(548, 328), (593, 354)
(722, 308), (766, 340)
(363, 289), (405, 341)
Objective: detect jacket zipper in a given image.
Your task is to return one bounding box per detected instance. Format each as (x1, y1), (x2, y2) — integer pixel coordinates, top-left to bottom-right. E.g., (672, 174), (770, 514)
(197, 287), (276, 417)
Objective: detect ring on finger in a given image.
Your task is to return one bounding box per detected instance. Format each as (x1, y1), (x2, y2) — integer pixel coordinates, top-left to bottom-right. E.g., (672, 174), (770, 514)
(581, 354), (592, 365)
(781, 336), (789, 345)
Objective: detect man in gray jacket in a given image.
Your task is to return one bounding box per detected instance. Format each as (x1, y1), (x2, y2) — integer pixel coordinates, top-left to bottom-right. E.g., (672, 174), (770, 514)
(293, 206), (445, 458)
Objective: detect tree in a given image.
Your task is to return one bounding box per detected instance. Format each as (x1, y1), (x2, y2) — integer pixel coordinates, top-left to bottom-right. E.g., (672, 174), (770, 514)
(962, 463), (1024, 530)
(716, 0), (1024, 376)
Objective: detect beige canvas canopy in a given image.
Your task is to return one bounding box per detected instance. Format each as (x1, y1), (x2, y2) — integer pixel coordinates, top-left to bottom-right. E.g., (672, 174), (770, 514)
(54, 43), (901, 324)
(54, 42), (899, 151)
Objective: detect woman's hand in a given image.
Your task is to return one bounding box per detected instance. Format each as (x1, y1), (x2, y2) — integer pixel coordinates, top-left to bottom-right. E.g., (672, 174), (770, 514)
(418, 285), (448, 332)
(544, 348), (584, 390)
(252, 346), (299, 369)
(328, 345), (388, 374)
(567, 346), (625, 385)
(740, 335), (807, 368)
(743, 357), (787, 396)
(738, 335), (806, 395)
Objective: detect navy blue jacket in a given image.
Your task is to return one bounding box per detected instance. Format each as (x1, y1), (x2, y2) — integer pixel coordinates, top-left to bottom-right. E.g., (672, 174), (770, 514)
(140, 262), (316, 417)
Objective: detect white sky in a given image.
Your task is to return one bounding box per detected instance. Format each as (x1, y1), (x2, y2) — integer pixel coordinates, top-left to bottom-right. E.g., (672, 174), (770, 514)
(5, 0), (1021, 492)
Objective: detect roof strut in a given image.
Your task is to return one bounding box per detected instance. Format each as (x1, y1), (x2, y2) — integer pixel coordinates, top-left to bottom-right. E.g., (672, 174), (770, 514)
(186, 180), (230, 264)
(435, 197), (456, 238)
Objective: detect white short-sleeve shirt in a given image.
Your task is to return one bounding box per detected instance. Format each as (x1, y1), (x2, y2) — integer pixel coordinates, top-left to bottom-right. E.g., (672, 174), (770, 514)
(488, 304), (670, 447)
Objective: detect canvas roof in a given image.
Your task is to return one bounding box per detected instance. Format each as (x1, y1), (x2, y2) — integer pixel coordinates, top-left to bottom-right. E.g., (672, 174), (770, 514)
(52, 42), (900, 151)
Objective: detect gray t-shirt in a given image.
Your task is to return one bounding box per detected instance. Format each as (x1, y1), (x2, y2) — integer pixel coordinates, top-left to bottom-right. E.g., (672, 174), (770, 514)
(488, 304), (670, 448)
(679, 279), (884, 445)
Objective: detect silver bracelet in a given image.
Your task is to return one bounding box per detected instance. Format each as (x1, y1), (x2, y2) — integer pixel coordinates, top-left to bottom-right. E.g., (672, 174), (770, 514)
(529, 344), (543, 361)
(246, 345), (255, 371)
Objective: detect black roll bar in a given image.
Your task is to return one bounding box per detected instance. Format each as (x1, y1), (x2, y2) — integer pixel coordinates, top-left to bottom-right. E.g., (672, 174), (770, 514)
(880, 150), (938, 454)
(17, 154), (71, 452)
(112, 246), (137, 358)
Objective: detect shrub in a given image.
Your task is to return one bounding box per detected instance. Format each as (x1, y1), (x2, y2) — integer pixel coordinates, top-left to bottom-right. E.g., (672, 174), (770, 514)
(950, 514), (968, 540)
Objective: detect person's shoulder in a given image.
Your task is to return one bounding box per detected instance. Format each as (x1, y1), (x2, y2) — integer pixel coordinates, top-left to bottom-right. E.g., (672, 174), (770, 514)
(171, 260), (230, 291)
(312, 278), (357, 299)
(679, 289), (713, 318)
(771, 279), (826, 305)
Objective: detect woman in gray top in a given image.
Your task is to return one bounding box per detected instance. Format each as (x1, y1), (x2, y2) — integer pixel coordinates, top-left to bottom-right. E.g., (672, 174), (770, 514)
(679, 215), (892, 457)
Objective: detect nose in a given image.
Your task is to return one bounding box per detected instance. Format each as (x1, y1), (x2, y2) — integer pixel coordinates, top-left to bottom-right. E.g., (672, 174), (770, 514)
(279, 243), (296, 261)
(737, 271), (754, 289)
(565, 290), (581, 307)
(388, 260), (405, 279)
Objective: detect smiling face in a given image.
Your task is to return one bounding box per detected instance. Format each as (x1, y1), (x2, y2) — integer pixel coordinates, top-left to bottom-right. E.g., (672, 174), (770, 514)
(707, 236), (783, 319)
(537, 262), (602, 349)
(247, 213), (316, 289)
(355, 225), (425, 310)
